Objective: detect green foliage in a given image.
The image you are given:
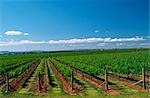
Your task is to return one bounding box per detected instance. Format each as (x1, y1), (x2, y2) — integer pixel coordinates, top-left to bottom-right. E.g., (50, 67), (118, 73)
(0, 49), (149, 80)
(0, 53), (50, 76)
(50, 58), (71, 77)
(8, 59), (39, 78)
(36, 59), (45, 76)
(53, 49), (150, 75)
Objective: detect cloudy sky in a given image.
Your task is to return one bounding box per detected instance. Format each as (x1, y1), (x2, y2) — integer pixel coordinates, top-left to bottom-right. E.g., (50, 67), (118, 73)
(0, 0), (149, 51)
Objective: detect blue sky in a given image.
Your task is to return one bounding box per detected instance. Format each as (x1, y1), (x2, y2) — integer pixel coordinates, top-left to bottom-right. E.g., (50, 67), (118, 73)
(0, 0), (149, 51)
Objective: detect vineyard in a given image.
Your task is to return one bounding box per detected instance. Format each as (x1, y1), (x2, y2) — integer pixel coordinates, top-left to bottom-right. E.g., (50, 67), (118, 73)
(0, 49), (149, 98)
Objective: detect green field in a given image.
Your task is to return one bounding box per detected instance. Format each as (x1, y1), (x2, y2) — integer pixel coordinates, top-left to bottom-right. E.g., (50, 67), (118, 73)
(0, 48), (149, 98)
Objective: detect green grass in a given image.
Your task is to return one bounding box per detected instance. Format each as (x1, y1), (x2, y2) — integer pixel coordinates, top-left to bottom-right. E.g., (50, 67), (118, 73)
(0, 91), (149, 98)
(36, 59), (45, 75)
(47, 59), (63, 95)
(74, 75), (104, 96)
(18, 68), (37, 94)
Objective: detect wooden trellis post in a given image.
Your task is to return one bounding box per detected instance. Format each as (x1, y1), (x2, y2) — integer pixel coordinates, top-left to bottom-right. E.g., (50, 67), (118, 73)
(5, 73), (9, 93)
(71, 69), (74, 90)
(142, 68), (146, 89)
(105, 69), (108, 90)
(38, 72), (41, 93)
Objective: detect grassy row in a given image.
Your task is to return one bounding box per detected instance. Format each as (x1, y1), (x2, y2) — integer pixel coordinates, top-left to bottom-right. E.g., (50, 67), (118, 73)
(36, 59), (45, 76)
(50, 58), (71, 78)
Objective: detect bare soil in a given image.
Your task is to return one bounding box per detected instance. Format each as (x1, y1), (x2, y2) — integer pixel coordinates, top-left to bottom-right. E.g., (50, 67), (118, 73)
(73, 68), (120, 95)
(0, 77), (5, 85)
(50, 60), (83, 95)
(7, 60), (40, 92)
(104, 75), (149, 92)
(33, 75), (49, 94)
(108, 71), (149, 82)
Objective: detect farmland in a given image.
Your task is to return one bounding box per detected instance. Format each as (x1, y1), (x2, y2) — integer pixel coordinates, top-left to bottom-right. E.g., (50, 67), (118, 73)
(0, 48), (149, 98)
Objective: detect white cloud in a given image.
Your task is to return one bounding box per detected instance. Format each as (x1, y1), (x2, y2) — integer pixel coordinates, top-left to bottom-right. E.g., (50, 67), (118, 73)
(23, 33), (29, 36)
(116, 43), (126, 46)
(146, 36), (150, 39)
(48, 37), (144, 44)
(96, 43), (107, 46)
(5, 31), (23, 36)
(94, 30), (99, 33)
(139, 43), (150, 46)
(4, 31), (29, 36)
(0, 40), (46, 46)
(69, 44), (85, 47)
(0, 37), (145, 46)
